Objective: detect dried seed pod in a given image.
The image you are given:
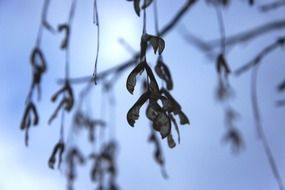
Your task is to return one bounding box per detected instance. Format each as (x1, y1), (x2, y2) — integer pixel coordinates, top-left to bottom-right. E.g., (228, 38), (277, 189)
(49, 82), (74, 124)
(167, 133), (176, 148)
(89, 141), (118, 189)
(66, 147), (85, 190)
(126, 61), (145, 94)
(127, 92), (148, 126)
(20, 102), (39, 130)
(127, 0), (153, 17)
(155, 57), (173, 90)
(30, 48), (47, 99)
(145, 64), (160, 98)
(58, 24), (70, 49)
(169, 113), (180, 143)
(160, 88), (190, 125)
(142, 34), (165, 55)
(216, 54), (231, 77)
(48, 141), (65, 169)
(223, 128), (244, 153)
(30, 48), (47, 72)
(146, 103), (159, 121)
(177, 110), (189, 125)
(20, 102), (39, 146)
(134, 0), (140, 16)
(154, 111), (171, 138)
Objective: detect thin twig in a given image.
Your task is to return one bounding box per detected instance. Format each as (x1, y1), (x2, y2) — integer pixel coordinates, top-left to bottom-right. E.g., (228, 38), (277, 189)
(234, 37), (285, 76)
(93, 0), (100, 84)
(153, 0), (159, 36)
(251, 65), (285, 190)
(69, 0), (77, 23)
(36, 0), (53, 47)
(60, 108), (65, 141)
(215, 5), (226, 54)
(118, 38), (137, 54)
(142, 7), (147, 35)
(179, 26), (216, 59)
(65, 0), (77, 80)
(260, 0), (285, 12)
(181, 19), (285, 53)
(208, 19), (285, 50)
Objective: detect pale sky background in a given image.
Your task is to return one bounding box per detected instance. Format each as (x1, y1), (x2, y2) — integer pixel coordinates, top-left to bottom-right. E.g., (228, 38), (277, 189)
(0, 0), (285, 190)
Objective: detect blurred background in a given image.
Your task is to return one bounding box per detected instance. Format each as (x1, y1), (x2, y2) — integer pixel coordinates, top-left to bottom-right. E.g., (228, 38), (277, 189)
(0, 0), (284, 190)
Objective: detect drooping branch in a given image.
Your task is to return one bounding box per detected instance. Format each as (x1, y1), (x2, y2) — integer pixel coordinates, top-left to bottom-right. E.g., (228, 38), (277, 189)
(234, 36), (285, 76)
(181, 30), (285, 76)
(259, 0), (285, 12)
(251, 65), (285, 190)
(181, 19), (285, 53)
(208, 19), (285, 49)
(92, 0), (100, 84)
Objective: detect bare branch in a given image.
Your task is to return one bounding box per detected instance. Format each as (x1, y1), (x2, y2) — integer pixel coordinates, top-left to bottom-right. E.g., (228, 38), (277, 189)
(182, 19), (285, 53)
(234, 37), (285, 76)
(260, 0), (285, 12)
(208, 19), (285, 49)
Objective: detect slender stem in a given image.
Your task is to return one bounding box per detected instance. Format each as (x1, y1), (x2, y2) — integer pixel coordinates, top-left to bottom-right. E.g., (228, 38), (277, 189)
(65, 46), (70, 80)
(69, 0), (76, 24)
(60, 107), (65, 141)
(65, 0), (77, 80)
(36, 26), (44, 48)
(251, 65), (285, 190)
(93, 0), (100, 84)
(260, 0), (285, 12)
(142, 7), (147, 35)
(36, 0), (51, 47)
(153, 0), (159, 36)
(215, 6), (226, 54)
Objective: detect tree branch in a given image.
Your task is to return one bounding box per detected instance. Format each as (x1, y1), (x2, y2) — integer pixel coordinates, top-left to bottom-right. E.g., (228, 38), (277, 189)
(259, 0), (285, 12)
(181, 19), (285, 53)
(208, 19), (285, 49)
(234, 37), (285, 76)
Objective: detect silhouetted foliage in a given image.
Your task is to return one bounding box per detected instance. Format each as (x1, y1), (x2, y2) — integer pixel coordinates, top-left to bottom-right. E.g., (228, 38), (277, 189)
(18, 0), (285, 190)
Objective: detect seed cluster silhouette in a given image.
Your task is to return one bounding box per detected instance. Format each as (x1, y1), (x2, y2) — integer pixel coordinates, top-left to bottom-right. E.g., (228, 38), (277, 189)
(19, 0), (285, 190)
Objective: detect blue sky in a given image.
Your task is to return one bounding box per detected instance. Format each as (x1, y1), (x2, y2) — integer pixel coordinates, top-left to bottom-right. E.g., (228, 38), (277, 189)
(0, 0), (285, 190)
